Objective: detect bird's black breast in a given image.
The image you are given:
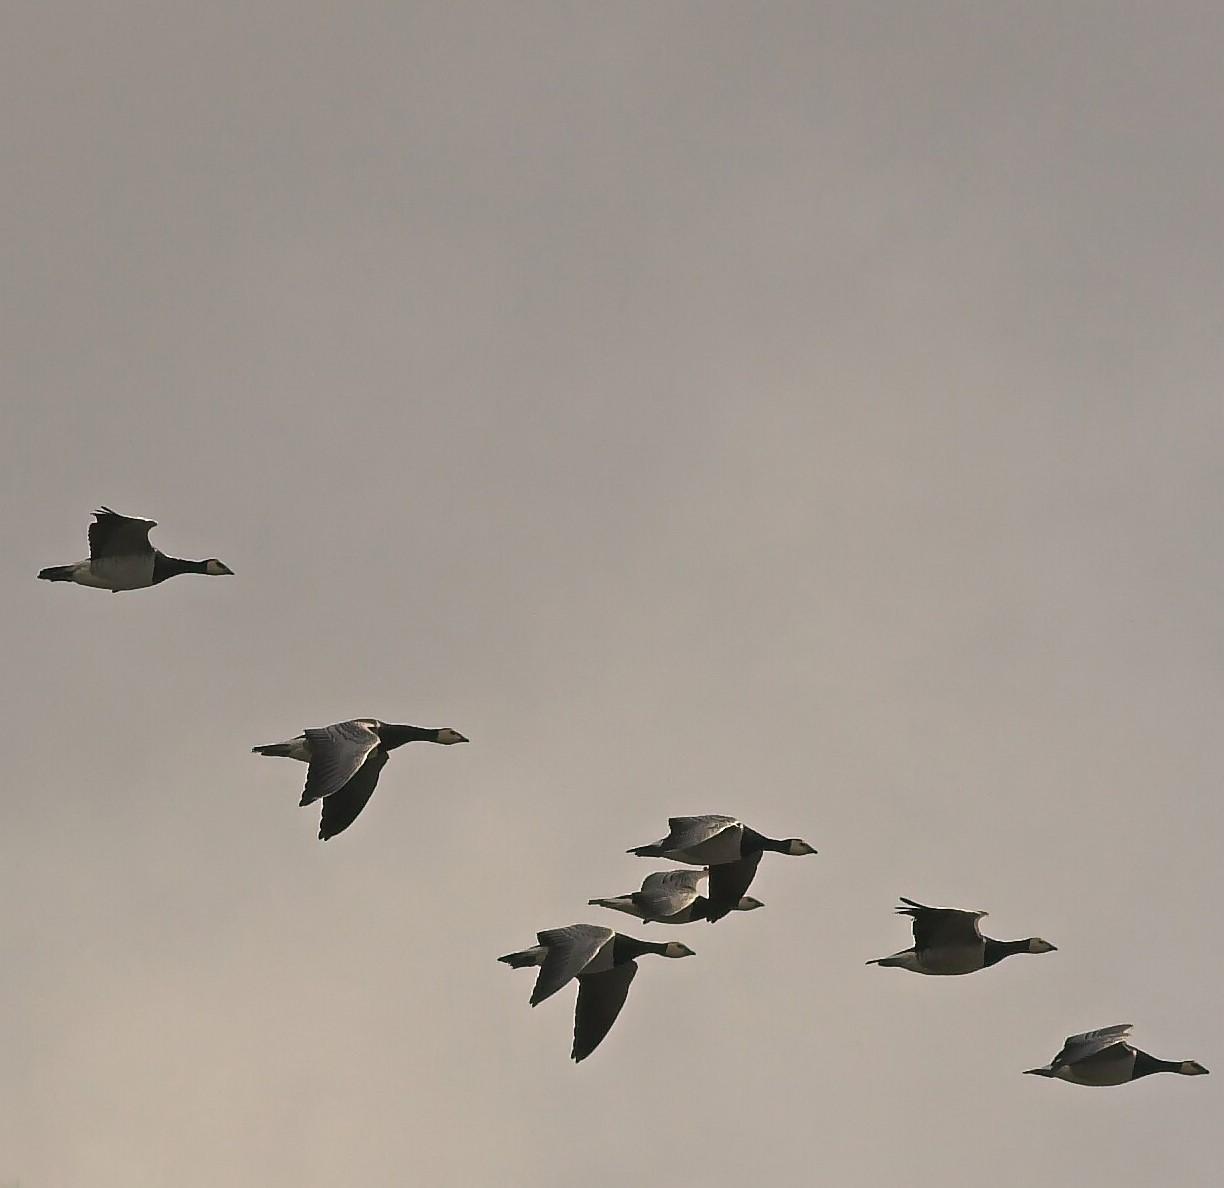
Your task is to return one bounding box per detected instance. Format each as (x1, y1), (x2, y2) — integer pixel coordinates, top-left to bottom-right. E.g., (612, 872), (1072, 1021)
(739, 827), (766, 854)
(151, 552), (181, 584)
(981, 938), (1023, 968)
(611, 935), (653, 964)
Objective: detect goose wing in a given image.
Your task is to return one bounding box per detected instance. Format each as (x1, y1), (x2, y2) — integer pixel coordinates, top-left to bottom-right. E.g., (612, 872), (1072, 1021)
(572, 962), (638, 1062)
(706, 851), (763, 922)
(530, 925), (615, 1006)
(636, 869), (707, 918)
(317, 749), (388, 840)
(1052, 1024), (1134, 1068)
(300, 721), (382, 805)
(659, 815), (740, 851)
(88, 507), (156, 559)
(897, 898), (986, 950)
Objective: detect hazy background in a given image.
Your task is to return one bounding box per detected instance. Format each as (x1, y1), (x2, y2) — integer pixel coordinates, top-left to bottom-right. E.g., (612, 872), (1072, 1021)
(3, 3), (1221, 1185)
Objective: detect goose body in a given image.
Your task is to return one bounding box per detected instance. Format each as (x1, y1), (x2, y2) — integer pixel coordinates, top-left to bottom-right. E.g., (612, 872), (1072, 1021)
(498, 924), (694, 1062)
(866, 898), (1056, 975)
(253, 718), (467, 840)
(588, 869), (764, 924)
(628, 815), (815, 922)
(38, 507), (233, 592)
(1025, 1025), (1209, 1086)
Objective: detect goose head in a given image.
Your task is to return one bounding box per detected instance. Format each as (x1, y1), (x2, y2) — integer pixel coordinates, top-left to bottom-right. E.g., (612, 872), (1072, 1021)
(784, 838), (818, 856)
(662, 942), (696, 959)
(1179, 1061), (1210, 1075)
(1025, 938), (1057, 954)
(204, 559), (234, 576)
(435, 728), (469, 745)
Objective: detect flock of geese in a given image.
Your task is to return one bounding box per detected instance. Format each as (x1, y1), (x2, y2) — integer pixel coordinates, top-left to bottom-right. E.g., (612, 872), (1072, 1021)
(40, 507), (1212, 1077)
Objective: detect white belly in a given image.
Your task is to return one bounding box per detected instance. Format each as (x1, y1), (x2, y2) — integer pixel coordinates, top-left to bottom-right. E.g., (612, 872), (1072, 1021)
(283, 736), (312, 762)
(85, 555), (155, 591)
(658, 904), (700, 923)
(67, 561), (115, 589)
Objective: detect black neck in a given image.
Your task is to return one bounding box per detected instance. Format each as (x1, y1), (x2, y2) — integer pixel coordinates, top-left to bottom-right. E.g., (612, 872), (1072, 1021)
(378, 724), (441, 751)
(613, 935), (670, 962)
(152, 554), (207, 583)
(982, 938), (1030, 967)
(741, 827), (788, 854)
(1131, 1051), (1180, 1079)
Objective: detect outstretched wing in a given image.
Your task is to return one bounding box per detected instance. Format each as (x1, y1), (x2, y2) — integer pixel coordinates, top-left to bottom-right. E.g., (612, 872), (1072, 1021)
(706, 852), (763, 922)
(659, 815), (740, 851)
(530, 925), (615, 1006)
(1052, 1024), (1134, 1068)
(572, 962), (638, 1062)
(898, 898), (986, 950)
(317, 749), (388, 840)
(635, 869), (707, 918)
(300, 721), (382, 805)
(88, 507), (156, 559)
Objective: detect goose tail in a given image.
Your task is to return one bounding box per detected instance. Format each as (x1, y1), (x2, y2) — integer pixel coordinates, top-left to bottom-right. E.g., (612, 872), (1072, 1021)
(38, 565), (76, 582)
(252, 742), (294, 757)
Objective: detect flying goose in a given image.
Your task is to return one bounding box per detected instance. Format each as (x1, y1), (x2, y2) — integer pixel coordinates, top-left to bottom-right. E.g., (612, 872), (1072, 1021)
(38, 507), (233, 591)
(1025, 1024), (1208, 1085)
(588, 869), (764, 924)
(253, 718), (468, 839)
(628, 815), (816, 922)
(498, 924), (694, 1062)
(866, 897), (1056, 975)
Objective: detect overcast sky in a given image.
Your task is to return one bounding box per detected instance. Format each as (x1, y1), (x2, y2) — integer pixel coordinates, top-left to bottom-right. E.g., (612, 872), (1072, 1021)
(3, 3), (1222, 1186)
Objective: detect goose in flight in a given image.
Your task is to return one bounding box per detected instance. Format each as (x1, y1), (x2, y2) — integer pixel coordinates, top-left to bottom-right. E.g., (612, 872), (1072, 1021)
(38, 507), (233, 591)
(628, 815), (816, 922)
(498, 924), (694, 1062)
(588, 869), (764, 924)
(253, 718), (468, 840)
(1025, 1024), (1208, 1085)
(866, 897), (1056, 975)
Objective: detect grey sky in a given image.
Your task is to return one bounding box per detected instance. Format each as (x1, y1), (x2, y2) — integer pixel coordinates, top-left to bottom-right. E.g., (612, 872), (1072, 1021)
(3, 3), (1221, 1185)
